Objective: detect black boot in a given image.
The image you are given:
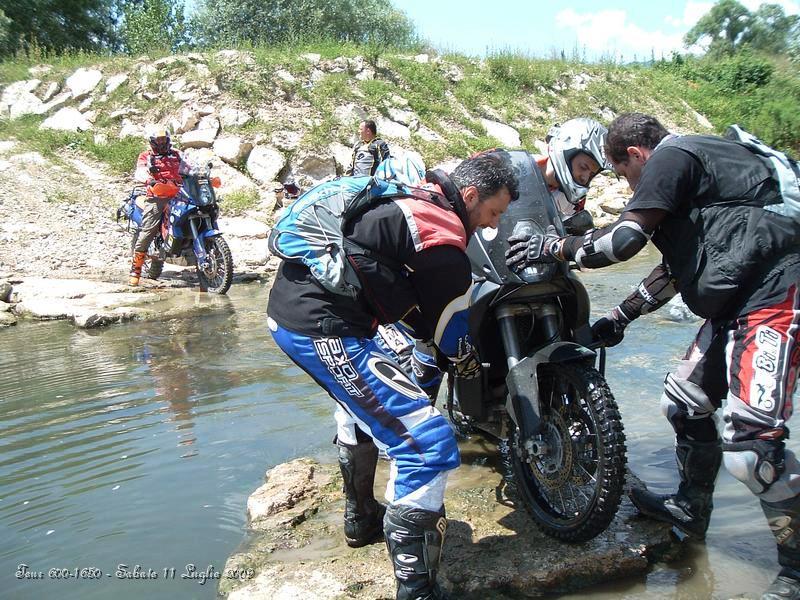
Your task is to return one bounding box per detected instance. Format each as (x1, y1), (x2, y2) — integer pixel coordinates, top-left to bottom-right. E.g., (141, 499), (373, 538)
(384, 504), (448, 600)
(338, 440), (385, 548)
(762, 495), (800, 599)
(629, 438), (722, 539)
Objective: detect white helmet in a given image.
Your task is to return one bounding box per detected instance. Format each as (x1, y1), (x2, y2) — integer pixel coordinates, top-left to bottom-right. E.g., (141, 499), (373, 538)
(374, 154), (425, 186)
(546, 117), (610, 205)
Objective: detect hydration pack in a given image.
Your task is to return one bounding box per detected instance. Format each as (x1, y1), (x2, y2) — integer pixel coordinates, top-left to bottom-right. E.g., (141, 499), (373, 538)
(268, 175), (438, 300)
(724, 124), (800, 222)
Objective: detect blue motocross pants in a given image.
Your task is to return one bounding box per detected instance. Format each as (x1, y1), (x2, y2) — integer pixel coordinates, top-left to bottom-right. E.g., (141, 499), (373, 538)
(268, 317), (460, 511)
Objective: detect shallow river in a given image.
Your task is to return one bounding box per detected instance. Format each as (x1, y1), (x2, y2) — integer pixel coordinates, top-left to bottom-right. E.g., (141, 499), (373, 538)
(0, 251), (794, 599)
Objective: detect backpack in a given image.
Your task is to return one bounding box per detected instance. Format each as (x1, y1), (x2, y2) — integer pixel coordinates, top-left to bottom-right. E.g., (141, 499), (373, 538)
(724, 124), (800, 222)
(268, 175), (432, 300)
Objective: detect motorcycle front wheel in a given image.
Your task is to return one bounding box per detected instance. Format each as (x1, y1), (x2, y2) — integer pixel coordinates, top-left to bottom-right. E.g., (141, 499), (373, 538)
(196, 236), (233, 294)
(509, 362), (626, 542)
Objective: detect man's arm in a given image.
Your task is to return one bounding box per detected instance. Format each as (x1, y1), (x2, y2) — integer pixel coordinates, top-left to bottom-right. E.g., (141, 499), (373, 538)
(592, 261), (677, 346)
(134, 151), (151, 183)
(506, 208), (667, 270)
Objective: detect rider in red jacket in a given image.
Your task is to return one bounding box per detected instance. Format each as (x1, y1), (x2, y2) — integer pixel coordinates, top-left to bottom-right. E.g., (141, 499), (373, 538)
(129, 128), (193, 285)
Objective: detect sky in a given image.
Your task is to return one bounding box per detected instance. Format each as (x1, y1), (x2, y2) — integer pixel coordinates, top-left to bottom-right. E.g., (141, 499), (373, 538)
(390, 0), (800, 61)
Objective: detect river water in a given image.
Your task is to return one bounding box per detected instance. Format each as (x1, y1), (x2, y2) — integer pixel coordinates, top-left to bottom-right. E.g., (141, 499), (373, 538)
(0, 251), (793, 599)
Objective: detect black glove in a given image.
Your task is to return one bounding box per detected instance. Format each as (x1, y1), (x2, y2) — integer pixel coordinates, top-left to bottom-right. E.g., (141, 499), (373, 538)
(505, 225), (563, 270)
(591, 306), (632, 347)
(148, 165), (160, 175)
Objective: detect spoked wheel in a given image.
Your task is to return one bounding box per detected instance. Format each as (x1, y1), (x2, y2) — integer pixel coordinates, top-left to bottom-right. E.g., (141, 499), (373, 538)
(130, 230), (163, 280)
(196, 236), (233, 294)
(509, 362), (626, 542)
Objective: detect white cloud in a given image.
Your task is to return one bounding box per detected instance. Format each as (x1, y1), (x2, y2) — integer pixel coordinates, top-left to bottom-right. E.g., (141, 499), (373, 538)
(665, 2), (714, 27)
(555, 8), (685, 59)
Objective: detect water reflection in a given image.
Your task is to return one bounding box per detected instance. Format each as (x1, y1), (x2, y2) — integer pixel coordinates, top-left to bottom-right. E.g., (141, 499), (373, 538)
(0, 264), (794, 599)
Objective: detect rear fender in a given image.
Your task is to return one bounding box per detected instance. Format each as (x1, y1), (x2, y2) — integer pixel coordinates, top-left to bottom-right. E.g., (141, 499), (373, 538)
(506, 341), (596, 435)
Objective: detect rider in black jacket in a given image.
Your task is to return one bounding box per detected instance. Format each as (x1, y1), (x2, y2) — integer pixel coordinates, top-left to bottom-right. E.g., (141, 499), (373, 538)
(506, 112), (800, 600)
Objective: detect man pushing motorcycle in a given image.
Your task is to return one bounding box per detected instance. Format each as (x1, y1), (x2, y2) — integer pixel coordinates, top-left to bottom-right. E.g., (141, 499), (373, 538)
(506, 112), (800, 600)
(267, 154), (518, 599)
(129, 127), (195, 286)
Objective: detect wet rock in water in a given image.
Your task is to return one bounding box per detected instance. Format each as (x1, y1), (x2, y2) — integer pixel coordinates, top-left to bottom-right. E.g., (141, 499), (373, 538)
(0, 311), (16, 326)
(221, 459), (680, 599)
(0, 282), (12, 302)
(664, 296), (701, 323)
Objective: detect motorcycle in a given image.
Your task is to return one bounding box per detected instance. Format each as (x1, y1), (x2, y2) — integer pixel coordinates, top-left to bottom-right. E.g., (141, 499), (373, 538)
(448, 149), (627, 542)
(118, 164), (234, 294)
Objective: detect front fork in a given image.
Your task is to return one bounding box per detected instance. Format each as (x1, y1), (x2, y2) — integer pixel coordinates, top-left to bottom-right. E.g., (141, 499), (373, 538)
(189, 216), (212, 268)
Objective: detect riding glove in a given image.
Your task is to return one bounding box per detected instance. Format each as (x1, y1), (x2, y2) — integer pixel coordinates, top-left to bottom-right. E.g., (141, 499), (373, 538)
(505, 225), (565, 269)
(591, 306), (632, 347)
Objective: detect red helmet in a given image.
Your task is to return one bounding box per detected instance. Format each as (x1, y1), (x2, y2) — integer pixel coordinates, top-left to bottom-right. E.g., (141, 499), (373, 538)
(148, 127), (172, 155)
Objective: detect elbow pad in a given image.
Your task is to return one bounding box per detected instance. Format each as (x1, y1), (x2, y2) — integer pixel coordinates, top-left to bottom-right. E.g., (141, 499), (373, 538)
(574, 220), (650, 269)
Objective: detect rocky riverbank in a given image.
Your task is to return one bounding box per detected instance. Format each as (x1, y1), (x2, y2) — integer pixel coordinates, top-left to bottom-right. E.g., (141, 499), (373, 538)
(219, 457), (681, 599)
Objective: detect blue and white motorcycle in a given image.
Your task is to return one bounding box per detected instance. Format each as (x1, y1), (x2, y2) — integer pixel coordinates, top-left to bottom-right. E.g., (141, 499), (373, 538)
(118, 164), (233, 294)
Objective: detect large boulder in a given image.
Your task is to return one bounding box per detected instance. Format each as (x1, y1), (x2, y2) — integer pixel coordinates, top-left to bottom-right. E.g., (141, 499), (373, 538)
(288, 150), (336, 187)
(481, 118), (521, 148)
(41, 107), (92, 132)
(180, 121), (219, 149)
(105, 74), (129, 94)
(65, 68), (103, 100)
(1, 80), (43, 119)
(213, 136), (253, 165)
(329, 142), (353, 174)
(219, 107), (252, 128)
(246, 146), (286, 184)
(375, 117), (410, 140)
(171, 108), (200, 134)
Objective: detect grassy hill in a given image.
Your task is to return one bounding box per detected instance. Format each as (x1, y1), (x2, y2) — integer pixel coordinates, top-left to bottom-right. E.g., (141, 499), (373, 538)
(1, 42), (798, 196)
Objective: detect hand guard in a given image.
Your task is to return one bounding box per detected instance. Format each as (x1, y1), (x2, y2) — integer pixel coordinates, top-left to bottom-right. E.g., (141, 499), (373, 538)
(505, 225), (564, 270)
(591, 306), (632, 348)
(452, 338), (481, 379)
(453, 351), (481, 379)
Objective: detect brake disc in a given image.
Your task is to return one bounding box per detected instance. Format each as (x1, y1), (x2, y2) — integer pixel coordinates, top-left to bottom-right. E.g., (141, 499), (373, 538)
(526, 411), (574, 490)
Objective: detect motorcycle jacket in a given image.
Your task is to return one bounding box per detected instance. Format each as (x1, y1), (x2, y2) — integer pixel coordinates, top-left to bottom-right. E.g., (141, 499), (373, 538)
(641, 135), (799, 318)
(268, 174), (475, 361)
(135, 150), (193, 197)
(346, 139), (391, 177)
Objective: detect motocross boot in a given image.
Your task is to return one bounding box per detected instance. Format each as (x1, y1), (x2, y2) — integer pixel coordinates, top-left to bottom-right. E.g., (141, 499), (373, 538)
(384, 504), (448, 600)
(629, 438), (722, 539)
(338, 440), (385, 548)
(129, 252), (146, 285)
(761, 495), (800, 600)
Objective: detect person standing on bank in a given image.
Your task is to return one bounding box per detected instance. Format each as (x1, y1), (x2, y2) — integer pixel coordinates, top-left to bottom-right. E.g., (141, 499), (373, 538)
(268, 154), (518, 600)
(505, 112), (800, 600)
(345, 119), (391, 177)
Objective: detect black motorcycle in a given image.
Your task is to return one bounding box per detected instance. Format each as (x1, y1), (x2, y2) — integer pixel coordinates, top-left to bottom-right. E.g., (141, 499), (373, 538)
(449, 149), (627, 542)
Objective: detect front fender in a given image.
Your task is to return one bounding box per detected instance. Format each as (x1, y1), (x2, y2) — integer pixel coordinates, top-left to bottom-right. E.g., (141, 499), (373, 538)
(199, 228), (222, 239)
(506, 342), (596, 436)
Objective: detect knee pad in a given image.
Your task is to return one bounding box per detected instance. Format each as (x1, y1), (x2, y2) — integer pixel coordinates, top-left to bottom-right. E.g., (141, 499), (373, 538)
(660, 387), (718, 442)
(723, 439), (786, 497)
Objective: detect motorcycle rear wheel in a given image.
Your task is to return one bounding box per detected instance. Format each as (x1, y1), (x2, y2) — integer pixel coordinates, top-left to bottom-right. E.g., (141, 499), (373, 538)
(509, 362), (626, 542)
(196, 236), (233, 294)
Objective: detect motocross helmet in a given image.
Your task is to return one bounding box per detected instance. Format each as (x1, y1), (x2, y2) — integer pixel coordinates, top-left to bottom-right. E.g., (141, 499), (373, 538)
(374, 154), (425, 186)
(148, 127), (172, 156)
(546, 117), (610, 205)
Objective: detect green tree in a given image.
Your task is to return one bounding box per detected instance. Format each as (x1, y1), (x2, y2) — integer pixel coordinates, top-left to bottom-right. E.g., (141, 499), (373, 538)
(191, 0), (416, 49)
(120, 0), (188, 54)
(0, 9), (11, 56)
(684, 0), (751, 55)
(0, 0), (121, 56)
(741, 3), (800, 54)
(685, 0), (800, 56)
